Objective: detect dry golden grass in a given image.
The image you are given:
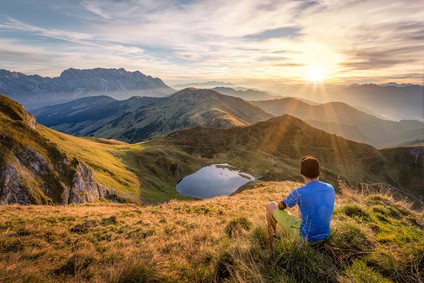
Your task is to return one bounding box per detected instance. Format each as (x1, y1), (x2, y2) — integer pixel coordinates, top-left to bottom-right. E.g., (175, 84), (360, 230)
(0, 181), (423, 282)
(0, 182), (293, 282)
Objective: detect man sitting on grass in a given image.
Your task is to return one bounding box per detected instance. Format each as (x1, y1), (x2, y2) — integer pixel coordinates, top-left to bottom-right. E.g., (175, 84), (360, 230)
(266, 156), (335, 244)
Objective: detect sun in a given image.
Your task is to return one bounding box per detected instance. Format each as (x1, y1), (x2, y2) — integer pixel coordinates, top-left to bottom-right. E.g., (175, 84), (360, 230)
(305, 65), (325, 83)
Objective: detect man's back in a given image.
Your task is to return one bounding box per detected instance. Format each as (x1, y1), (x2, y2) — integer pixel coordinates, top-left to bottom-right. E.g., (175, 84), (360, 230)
(284, 180), (335, 242)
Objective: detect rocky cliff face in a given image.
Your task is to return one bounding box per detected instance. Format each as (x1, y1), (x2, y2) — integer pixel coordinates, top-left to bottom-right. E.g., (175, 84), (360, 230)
(0, 160), (33, 204)
(63, 162), (117, 204)
(0, 146), (118, 205)
(0, 95), (119, 205)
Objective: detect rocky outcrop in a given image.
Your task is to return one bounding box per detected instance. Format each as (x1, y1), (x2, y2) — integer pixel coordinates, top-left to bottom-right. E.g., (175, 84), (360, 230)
(63, 162), (117, 204)
(0, 161), (33, 204)
(0, 148), (118, 205)
(0, 94), (121, 205)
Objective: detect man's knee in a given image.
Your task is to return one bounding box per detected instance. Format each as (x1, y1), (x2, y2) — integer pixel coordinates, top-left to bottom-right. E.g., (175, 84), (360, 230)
(266, 201), (278, 215)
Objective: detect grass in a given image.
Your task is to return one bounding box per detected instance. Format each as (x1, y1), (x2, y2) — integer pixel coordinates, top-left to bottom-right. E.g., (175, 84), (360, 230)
(0, 181), (422, 282)
(40, 127), (140, 197)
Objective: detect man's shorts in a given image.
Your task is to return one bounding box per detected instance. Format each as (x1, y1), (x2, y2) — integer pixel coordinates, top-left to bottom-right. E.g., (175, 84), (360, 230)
(273, 208), (301, 238)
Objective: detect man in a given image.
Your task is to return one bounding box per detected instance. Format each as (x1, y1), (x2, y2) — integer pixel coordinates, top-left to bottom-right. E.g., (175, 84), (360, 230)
(266, 156), (335, 243)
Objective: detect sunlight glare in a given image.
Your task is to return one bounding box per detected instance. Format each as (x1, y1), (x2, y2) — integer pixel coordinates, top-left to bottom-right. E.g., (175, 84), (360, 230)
(305, 65), (325, 82)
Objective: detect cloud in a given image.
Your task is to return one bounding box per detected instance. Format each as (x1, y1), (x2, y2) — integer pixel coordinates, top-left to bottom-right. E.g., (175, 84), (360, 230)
(0, 0), (423, 85)
(244, 27), (301, 41)
(81, 1), (112, 20)
(0, 17), (93, 42)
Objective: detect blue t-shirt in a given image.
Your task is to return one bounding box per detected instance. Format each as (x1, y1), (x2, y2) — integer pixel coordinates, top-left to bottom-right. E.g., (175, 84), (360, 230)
(283, 180), (335, 242)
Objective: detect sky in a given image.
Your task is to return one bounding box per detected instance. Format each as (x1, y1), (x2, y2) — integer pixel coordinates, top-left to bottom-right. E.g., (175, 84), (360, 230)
(0, 0), (423, 87)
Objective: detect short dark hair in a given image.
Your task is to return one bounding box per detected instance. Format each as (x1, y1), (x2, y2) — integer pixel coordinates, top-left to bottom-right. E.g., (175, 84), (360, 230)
(301, 156), (320, 178)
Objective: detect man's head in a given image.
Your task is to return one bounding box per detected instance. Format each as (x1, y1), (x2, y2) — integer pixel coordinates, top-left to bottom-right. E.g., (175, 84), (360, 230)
(301, 156), (320, 180)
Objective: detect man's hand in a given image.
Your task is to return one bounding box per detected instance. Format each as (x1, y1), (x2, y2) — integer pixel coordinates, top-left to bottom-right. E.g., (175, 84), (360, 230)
(278, 201), (286, 210)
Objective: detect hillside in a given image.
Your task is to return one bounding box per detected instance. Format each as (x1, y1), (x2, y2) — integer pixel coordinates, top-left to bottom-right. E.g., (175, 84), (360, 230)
(0, 95), (140, 204)
(252, 98), (424, 147)
(0, 68), (174, 109)
(1, 95), (423, 205)
(33, 96), (161, 136)
(163, 115), (424, 203)
(86, 88), (274, 142)
(1, 182), (423, 282)
(304, 119), (373, 144)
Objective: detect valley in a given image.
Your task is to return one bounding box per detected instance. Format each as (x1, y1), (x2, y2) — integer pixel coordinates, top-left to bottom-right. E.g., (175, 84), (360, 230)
(1, 94), (423, 206)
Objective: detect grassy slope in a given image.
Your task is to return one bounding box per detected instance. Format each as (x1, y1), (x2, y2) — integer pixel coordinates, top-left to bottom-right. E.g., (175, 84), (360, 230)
(0, 182), (422, 282)
(37, 128), (201, 203)
(40, 116), (423, 205)
(39, 127), (140, 197)
(0, 92), (198, 203)
(2, 96), (422, 206)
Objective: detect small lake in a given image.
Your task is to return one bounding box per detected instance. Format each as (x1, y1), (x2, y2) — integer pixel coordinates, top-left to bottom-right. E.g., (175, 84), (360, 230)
(176, 164), (255, 199)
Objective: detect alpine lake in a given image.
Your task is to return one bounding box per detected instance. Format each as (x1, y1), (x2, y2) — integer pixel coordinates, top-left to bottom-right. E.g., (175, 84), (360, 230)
(176, 164), (255, 199)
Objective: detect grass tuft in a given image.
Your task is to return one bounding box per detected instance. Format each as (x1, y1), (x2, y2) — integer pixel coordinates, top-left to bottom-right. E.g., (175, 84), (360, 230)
(225, 216), (252, 238)
(274, 237), (338, 282)
(215, 251), (235, 280)
(70, 220), (100, 234)
(341, 204), (371, 222)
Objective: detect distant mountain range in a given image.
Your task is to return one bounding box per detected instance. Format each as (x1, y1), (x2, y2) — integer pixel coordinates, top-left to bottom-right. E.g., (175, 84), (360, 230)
(252, 98), (424, 147)
(35, 88), (273, 143)
(211, 87), (277, 101)
(34, 88), (423, 146)
(0, 68), (175, 109)
(268, 83), (424, 121)
(172, 81), (236, 89)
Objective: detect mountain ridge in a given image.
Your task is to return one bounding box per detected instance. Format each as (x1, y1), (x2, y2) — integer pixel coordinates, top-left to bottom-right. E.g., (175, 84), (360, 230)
(211, 86), (277, 101)
(36, 88), (274, 143)
(252, 97), (424, 146)
(267, 83), (424, 121)
(0, 68), (175, 109)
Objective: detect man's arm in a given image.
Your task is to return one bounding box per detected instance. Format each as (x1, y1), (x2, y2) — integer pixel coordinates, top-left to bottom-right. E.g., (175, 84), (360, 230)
(279, 189), (301, 210)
